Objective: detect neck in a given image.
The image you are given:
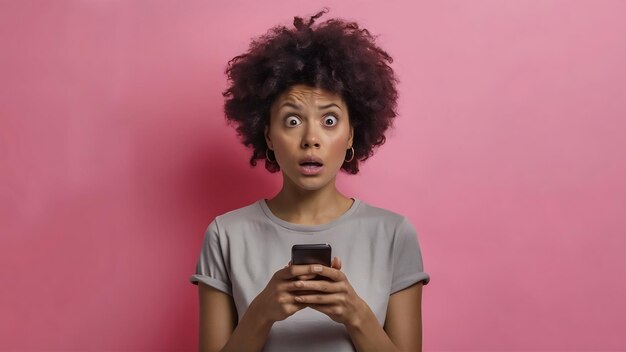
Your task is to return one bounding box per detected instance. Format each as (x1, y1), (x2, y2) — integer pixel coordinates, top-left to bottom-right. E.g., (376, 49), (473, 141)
(266, 174), (353, 225)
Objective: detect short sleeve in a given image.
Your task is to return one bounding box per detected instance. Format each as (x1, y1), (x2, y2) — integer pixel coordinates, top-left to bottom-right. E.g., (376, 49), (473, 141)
(390, 217), (430, 294)
(189, 219), (232, 295)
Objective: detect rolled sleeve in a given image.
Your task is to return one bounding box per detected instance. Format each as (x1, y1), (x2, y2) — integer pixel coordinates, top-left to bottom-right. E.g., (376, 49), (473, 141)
(390, 217), (430, 294)
(189, 219), (232, 296)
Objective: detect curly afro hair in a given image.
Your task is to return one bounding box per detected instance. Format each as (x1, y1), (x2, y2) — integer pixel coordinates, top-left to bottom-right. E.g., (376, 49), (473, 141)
(222, 8), (399, 174)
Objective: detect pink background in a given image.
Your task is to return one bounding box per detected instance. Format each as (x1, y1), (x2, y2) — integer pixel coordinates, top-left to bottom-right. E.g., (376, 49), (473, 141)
(1, 1), (625, 351)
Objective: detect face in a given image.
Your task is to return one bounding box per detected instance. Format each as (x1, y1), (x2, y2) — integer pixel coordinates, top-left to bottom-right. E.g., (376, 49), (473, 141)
(265, 84), (354, 192)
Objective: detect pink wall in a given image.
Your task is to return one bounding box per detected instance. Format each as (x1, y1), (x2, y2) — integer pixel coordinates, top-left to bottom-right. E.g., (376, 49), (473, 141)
(1, 1), (625, 350)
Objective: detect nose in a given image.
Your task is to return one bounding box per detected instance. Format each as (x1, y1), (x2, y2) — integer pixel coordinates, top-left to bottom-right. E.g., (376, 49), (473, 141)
(301, 124), (321, 149)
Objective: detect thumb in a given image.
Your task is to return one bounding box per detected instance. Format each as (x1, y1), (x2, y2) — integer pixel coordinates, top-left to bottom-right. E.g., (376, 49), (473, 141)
(332, 256), (342, 270)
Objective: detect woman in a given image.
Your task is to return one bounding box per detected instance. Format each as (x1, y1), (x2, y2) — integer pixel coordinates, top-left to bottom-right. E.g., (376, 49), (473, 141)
(190, 8), (430, 352)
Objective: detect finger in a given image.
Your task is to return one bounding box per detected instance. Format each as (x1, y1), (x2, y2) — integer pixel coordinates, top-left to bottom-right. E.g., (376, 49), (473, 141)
(331, 256), (342, 270)
(291, 302), (309, 311)
(305, 303), (343, 319)
(305, 264), (344, 282)
(293, 293), (343, 305)
(279, 264), (321, 280)
(287, 279), (340, 293)
(297, 274), (317, 280)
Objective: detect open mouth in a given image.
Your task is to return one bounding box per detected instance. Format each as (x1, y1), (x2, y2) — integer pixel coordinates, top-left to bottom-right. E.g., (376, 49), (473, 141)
(299, 161), (323, 167)
(298, 160), (324, 175)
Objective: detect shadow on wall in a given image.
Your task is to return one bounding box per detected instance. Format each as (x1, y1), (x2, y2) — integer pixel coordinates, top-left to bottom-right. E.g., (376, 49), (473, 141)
(191, 141), (275, 217)
(176, 115), (278, 226)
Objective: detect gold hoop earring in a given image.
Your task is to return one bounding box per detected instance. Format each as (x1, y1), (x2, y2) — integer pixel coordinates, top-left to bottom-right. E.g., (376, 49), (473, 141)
(344, 146), (355, 163)
(266, 148), (276, 163)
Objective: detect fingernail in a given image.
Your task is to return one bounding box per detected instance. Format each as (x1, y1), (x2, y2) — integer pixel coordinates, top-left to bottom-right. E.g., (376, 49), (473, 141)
(295, 281), (303, 287)
(312, 265), (322, 272)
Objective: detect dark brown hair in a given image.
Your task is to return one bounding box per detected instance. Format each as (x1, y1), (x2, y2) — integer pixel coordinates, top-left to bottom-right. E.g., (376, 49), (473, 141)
(222, 8), (399, 174)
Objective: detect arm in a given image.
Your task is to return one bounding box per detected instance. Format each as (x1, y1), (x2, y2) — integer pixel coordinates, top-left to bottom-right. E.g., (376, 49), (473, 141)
(383, 283), (424, 351)
(344, 283), (423, 352)
(198, 282), (273, 352)
(343, 299), (401, 352)
(198, 282), (236, 351)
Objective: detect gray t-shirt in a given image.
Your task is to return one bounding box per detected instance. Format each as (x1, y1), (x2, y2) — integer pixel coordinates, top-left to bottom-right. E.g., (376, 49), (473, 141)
(189, 198), (430, 351)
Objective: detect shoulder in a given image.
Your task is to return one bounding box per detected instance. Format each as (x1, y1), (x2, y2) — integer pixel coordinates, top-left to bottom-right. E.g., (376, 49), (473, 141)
(210, 199), (265, 230)
(352, 199), (418, 241)
(355, 199), (411, 228)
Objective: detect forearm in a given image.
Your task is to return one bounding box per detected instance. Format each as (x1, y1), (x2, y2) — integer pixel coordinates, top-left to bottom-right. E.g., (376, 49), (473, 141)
(219, 303), (273, 352)
(345, 302), (400, 352)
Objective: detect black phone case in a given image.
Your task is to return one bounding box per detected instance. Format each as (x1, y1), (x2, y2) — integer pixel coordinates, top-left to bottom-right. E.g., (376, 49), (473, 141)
(291, 243), (332, 266)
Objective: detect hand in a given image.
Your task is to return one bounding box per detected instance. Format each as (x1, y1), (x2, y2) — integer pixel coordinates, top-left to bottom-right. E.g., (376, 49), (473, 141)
(288, 256), (368, 327)
(248, 261), (332, 324)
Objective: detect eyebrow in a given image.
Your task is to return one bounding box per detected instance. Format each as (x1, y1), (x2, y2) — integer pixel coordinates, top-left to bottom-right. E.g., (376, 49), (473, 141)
(279, 102), (342, 111)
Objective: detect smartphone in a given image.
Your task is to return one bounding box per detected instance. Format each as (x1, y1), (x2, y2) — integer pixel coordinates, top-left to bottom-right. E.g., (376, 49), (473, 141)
(291, 243), (332, 280)
(291, 243), (332, 266)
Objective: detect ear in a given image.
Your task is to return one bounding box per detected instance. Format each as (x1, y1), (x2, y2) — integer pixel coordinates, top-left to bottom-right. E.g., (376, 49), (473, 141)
(264, 124), (273, 149)
(348, 126), (354, 147)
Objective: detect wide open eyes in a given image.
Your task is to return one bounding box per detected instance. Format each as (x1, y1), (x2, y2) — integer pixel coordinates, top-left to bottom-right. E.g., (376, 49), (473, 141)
(285, 115), (302, 127)
(323, 115), (338, 126)
(283, 114), (338, 128)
